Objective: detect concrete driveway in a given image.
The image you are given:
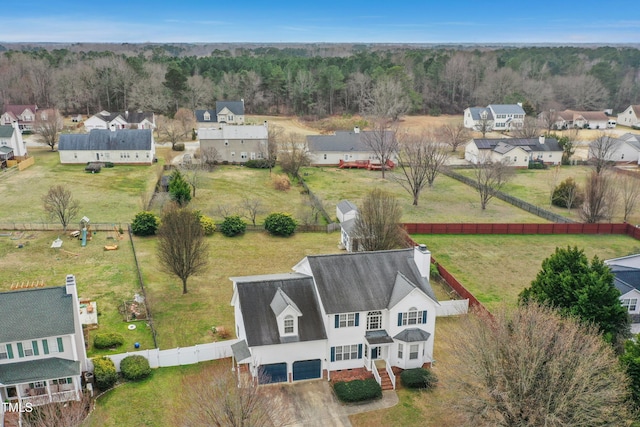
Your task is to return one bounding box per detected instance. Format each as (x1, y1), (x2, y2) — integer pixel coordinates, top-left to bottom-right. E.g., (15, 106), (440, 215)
(268, 380), (398, 427)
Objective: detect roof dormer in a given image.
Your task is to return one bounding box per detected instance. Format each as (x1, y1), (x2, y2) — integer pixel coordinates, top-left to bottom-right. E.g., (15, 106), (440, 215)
(203, 111), (211, 121)
(270, 288), (302, 338)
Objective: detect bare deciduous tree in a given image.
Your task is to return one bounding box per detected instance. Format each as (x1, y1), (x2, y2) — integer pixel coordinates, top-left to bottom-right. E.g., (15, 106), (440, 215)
(394, 131), (449, 206)
(620, 174), (640, 222)
(157, 207), (209, 294)
(22, 392), (93, 427)
(34, 109), (63, 151)
(513, 116), (540, 139)
(177, 364), (289, 427)
(353, 188), (407, 251)
(547, 165), (561, 207)
(156, 115), (188, 150)
(43, 185), (80, 231)
(174, 108), (195, 138)
(365, 76), (411, 121)
(474, 111), (494, 138)
(438, 123), (471, 152)
(216, 204), (238, 218)
(580, 171), (616, 223)
(360, 119), (398, 179)
(278, 132), (311, 177)
(200, 145), (221, 170)
(241, 197), (265, 226)
(450, 303), (632, 426)
(472, 154), (514, 210)
(539, 109), (560, 132)
(179, 164), (203, 198)
(589, 133), (617, 175)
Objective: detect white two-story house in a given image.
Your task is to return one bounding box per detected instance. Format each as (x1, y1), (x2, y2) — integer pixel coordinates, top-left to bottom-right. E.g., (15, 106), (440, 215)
(0, 275), (88, 408)
(230, 246), (438, 389)
(464, 104), (526, 131)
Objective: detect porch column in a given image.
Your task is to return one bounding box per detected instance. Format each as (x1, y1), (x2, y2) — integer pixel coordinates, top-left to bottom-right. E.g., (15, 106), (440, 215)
(74, 377), (81, 400)
(46, 380), (52, 403)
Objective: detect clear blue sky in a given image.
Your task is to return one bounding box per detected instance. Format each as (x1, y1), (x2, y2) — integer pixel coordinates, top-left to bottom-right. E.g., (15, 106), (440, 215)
(1, 0), (639, 44)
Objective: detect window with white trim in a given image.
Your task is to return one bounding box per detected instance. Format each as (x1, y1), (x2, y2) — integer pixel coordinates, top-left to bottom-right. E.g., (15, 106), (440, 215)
(52, 378), (72, 385)
(409, 344), (419, 360)
(240, 152), (247, 159)
(284, 315), (294, 334)
(367, 311), (382, 330)
(339, 313), (355, 328)
(623, 298), (638, 312)
(401, 308), (425, 326)
(0, 345), (8, 360)
(334, 345), (359, 361)
(23, 342), (33, 357)
(397, 343), (403, 359)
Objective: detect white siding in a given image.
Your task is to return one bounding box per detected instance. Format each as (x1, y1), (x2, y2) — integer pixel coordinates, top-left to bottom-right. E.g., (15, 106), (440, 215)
(249, 340), (327, 380)
(59, 150), (154, 164)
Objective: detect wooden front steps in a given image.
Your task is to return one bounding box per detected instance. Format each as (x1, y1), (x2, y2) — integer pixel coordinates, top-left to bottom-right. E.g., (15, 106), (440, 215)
(377, 367), (394, 391)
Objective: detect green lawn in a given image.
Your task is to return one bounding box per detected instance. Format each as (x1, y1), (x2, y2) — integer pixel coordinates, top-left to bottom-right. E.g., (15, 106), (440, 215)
(134, 231), (341, 349)
(0, 148), (163, 224)
(300, 167), (545, 223)
(0, 230), (154, 355)
(415, 233), (640, 310)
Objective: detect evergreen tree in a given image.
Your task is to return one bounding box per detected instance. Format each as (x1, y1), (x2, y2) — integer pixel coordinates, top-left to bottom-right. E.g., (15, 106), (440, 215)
(168, 169), (192, 207)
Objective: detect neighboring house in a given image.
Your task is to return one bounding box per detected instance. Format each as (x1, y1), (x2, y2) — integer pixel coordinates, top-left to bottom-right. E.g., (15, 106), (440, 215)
(0, 146), (13, 168)
(548, 110), (610, 130)
(198, 123), (268, 163)
(84, 110), (155, 131)
(463, 104), (526, 131)
(618, 105), (640, 128)
(0, 104), (38, 132)
(605, 254), (640, 334)
(231, 246), (438, 389)
(195, 100), (245, 128)
(0, 275), (88, 407)
(58, 128), (155, 164)
(465, 136), (562, 166)
(0, 121), (27, 158)
(588, 133), (640, 163)
(336, 200), (359, 252)
(306, 128), (395, 166)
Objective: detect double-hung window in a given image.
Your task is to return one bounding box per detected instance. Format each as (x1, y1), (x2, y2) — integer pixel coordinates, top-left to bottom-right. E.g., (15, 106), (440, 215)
(409, 344), (419, 360)
(331, 344), (362, 361)
(335, 313), (359, 328)
(399, 308), (427, 326)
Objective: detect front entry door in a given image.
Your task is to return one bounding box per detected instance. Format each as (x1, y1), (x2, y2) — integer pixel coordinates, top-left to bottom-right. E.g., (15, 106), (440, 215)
(371, 346), (379, 359)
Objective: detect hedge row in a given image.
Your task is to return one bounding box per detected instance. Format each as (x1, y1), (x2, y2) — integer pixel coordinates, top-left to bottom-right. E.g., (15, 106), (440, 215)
(333, 378), (382, 403)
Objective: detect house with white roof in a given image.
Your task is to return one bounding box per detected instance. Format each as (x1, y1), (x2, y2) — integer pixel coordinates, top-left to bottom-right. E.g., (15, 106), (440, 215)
(230, 246), (438, 389)
(0, 275), (88, 410)
(198, 123), (268, 163)
(605, 254), (640, 334)
(195, 100), (245, 128)
(464, 104), (526, 132)
(58, 128), (155, 164)
(465, 136), (562, 166)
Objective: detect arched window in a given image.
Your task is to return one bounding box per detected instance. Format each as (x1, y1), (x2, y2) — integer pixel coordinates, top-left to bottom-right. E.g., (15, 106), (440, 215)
(284, 315), (294, 334)
(367, 311), (382, 330)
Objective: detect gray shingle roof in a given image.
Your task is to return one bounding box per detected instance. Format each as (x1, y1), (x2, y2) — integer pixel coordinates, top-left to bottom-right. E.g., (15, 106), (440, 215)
(474, 137), (561, 153)
(92, 111), (153, 125)
(610, 265), (640, 295)
(393, 328), (432, 343)
(270, 288), (301, 317)
(216, 101), (245, 116)
(0, 146), (13, 155)
(235, 274), (326, 347)
(306, 249), (437, 314)
(231, 339), (251, 362)
(0, 125), (15, 138)
(0, 286), (75, 342)
(307, 130), (393, 153)
(488, 104), (526, 115)
(59, 129), (153, 151)
(337, 200), (358, 216)
(388, 272), (418, 309)
(0, 358), (80, 385)
(365, 330), (394, 345)
(467, 107), (493, 121)
(194, 109), (217, 123)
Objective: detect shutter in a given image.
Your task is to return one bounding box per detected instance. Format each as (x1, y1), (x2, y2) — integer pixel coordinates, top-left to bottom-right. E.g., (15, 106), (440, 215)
(422, 310), (427, 324)
(397, 313), (403, 327)
(17, 342), (24, 358)
(334, 315), (339, 328)
(57, 337), (64, 352)
(354, 313), (360, 327)
(6, 344), (14, 359)
(42, 339), (49, 355)
(330, 347), (335, 362)
(358, 344), (363, 359)
(32, 341), (39, 356)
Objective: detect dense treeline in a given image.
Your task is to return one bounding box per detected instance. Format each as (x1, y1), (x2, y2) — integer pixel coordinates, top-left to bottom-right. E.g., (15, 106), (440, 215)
(1, 45), (639, 118)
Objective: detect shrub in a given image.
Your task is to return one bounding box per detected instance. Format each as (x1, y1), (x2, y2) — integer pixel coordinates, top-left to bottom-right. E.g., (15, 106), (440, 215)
(85, 163), (101, 173)
(131, 211), (160, 236)
(219, 215), (246, 237)
(104, 162), (114, 168)
(120, 355), (152, 381)
(400, 368), (439, 390)
(333, 378), (382, 403)
(93, 332), (125, 349)
(272, 174), (291, 191)
(245, 159), (274, 169)
(199, 214), (216, 235)
(93, 356), (118, 391)
(173, 142), (185, 151)
(552, 177), (584, 208)
(264, 212), (297, 237)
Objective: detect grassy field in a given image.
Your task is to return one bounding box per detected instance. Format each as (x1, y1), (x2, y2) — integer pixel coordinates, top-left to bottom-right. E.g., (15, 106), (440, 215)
(0, 230), (154, 355)
(0, 147), (163, 224)
(300, 166), (545, 223)
(133, 231), (341, 348)
(415, 233), (640, 310)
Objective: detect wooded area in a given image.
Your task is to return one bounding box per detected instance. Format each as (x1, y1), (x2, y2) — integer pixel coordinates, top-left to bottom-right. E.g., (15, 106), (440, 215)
(1, 44), (639, 118)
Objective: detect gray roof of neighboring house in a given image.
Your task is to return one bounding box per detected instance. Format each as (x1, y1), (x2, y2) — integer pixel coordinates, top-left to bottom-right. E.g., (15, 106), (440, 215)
(474, 137), (561, 152)
(341, 218), (356, 235)
(231, 339), (251, 362)
(488, 104), (526, 115)
(216, 100), (245, 116)
(620, 133), (640, 142)
(492, 142), (520, 155)
(194, 109), (217, 123)
(59, 129), (153, 151)
(337, 200), (358, 216)
(0, 358), (80, 385)
(0, 146), (13, 155)
(307, 130), (393, 152)
(235, 274), (326, 347)
(610, 265), (640, 295)
(394, 328), (432, 343)
(0, 286), (75, 342)
(0, 125), (15, 138)
(306, 249), (437, 314)
(467, 107), (493, 121)
(91, 111), (153, 124)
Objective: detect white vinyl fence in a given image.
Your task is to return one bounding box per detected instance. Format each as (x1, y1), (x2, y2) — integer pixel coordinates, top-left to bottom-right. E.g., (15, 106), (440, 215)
(90, 339), (240, 372)
(436, 299), (469, 317)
